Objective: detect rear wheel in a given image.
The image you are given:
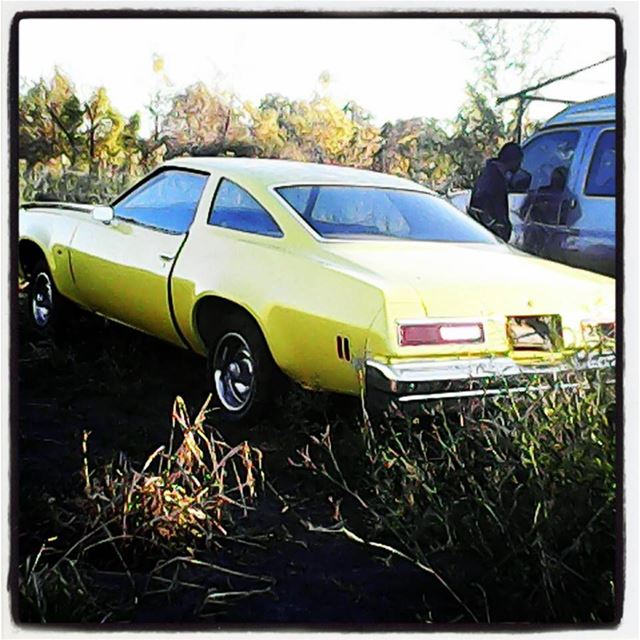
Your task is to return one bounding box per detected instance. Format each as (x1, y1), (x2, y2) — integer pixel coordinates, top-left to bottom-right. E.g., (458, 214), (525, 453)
(206, 312), (281, 427)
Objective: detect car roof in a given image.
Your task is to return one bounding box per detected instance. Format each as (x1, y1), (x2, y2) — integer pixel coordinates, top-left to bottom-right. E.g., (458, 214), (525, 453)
(164, 157), (432, 192)
(543, 94), (615, 128)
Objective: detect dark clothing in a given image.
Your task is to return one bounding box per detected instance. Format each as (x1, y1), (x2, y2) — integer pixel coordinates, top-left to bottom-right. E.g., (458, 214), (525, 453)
(469, 159), (512, 241)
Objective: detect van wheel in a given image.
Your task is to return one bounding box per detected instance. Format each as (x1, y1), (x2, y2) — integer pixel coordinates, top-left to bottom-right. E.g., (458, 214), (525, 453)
(206, 312), (280, 427)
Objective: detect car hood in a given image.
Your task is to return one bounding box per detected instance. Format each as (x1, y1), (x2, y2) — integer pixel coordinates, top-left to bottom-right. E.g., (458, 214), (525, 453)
(323, 241), (614, 319)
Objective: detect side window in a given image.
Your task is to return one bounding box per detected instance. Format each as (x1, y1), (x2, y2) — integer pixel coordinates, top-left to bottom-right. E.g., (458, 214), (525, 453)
(208, 179), (283, 238)
(114, 170), (207, 233)
(585, 130), (615, 197)
(521, 130), (581, 192)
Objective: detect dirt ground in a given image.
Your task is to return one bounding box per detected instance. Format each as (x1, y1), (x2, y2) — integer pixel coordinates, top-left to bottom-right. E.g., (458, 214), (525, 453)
(16, 303), (461, 626)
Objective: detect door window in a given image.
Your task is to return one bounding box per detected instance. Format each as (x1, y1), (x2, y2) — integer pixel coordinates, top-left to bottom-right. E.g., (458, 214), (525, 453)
(209, 179), (283, 237)
(520, 130), (581, 192)
(114, 169), (208, 233)
(585, 130), (615, 197)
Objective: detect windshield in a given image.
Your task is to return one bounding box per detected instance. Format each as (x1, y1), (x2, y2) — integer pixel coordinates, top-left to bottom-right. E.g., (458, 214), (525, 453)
(277, 185), (498, 243)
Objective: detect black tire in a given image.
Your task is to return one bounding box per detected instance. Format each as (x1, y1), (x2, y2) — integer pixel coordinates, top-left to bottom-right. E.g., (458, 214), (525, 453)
(206, 311), (281, 427)
(26, 259), (69, 336)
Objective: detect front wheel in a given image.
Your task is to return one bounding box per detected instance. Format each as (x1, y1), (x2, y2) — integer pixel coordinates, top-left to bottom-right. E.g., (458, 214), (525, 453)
(26, 259), (69, 336)
(206, 313), (280, 427)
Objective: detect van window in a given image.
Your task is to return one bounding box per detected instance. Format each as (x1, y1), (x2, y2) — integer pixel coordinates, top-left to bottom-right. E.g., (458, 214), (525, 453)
(521, 130), (580, 191)
(585, 130), (615, 197)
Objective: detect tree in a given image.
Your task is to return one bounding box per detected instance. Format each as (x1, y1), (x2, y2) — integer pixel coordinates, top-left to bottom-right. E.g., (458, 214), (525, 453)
(249, 94), (381, 167)
(374, 117), (453, 191)
(246, 94), (289, 158)
(83, 87), (126, 174)
(18, 70), (148, 202)
(19, 82), (58, 168)
(447, 86), (508, 189)
(19, 70), (84, 168)
(161, 82), (254, 157)
(462, 19), (552, 139)
(340, 101), (382, 169)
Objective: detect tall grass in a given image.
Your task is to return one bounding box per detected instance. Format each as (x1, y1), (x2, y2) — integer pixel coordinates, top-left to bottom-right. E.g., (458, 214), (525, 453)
(293, 367), (617, 623)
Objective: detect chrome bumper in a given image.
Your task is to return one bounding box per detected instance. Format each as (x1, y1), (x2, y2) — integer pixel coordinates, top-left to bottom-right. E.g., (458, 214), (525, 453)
(366, 352), (615, 403)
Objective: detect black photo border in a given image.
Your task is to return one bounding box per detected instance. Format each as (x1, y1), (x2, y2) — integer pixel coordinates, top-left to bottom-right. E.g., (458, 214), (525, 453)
(7, 7), (626, 632)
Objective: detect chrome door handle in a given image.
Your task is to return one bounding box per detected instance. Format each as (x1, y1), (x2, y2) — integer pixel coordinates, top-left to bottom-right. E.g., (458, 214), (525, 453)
(159, 253), (175, 262)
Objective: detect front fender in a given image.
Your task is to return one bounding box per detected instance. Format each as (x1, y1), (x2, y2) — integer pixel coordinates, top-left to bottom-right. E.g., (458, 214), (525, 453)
(19, 207), (86, 302)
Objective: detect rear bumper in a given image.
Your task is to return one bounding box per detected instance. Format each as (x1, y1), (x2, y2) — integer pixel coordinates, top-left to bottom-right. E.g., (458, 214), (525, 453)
(366, 351), (615, 403)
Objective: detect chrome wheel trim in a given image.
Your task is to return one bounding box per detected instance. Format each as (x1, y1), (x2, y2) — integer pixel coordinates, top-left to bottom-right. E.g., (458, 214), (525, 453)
(31, 272), (53, 328)
(213, 332), (255, 412)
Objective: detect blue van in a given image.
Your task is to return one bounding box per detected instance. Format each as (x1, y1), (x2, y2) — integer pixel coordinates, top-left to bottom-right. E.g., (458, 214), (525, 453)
(509, 95), (616, 277)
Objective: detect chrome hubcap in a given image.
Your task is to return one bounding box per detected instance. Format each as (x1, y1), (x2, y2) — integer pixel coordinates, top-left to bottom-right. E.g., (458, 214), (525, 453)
(213, 333), (255, 412)
(31, 272), (53, 327)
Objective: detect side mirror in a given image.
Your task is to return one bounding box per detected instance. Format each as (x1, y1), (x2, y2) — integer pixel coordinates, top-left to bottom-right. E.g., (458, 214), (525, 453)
(509, 169), (532, 193)
(92, 205), (114, 224)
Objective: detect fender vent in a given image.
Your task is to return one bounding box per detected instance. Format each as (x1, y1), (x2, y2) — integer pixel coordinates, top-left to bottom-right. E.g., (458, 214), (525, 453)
(336, 335), (351, 361)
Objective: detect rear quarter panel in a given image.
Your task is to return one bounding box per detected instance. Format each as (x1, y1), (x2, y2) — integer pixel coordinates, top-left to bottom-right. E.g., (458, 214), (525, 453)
(171, 225), (396, 394)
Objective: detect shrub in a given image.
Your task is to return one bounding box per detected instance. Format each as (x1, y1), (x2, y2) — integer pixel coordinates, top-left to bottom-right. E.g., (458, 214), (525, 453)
(83, 395), (263, 545)
(19, 163), (140, 204)
(19, 395), (268, 622)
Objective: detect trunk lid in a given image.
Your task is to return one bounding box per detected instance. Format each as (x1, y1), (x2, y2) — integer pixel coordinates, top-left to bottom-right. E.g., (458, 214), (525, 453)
(325, 241), (613, 319)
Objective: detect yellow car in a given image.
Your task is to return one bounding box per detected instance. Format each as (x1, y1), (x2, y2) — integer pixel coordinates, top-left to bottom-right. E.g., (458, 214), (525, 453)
(19, 158), (615, 424)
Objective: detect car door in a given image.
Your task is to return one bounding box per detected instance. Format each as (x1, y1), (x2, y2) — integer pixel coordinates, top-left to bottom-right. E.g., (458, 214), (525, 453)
(69, 168), (209, 345)
(569, 126), (616, 276)
(509, 127), (587, 262)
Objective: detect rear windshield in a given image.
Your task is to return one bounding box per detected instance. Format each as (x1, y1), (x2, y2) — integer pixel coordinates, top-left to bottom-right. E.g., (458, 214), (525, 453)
(276, 185), (498, 243)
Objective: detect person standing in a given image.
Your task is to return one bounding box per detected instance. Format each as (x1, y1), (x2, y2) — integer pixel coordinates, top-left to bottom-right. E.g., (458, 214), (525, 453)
(469, 142), (523, 242)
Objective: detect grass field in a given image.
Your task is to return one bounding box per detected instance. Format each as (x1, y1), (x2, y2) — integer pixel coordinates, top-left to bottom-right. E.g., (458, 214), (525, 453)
(15, 296), (618, 625)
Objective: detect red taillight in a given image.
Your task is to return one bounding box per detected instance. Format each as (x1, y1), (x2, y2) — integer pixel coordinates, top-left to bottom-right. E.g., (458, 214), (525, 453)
(398, 322), (485, 347)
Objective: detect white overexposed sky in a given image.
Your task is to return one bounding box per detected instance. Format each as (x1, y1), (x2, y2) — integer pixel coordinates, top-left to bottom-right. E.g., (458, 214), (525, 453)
(19, 17), (616, 135)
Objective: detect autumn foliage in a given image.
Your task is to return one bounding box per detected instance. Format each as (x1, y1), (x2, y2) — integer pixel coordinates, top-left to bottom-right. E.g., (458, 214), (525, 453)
(18, 67), (522, 204)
